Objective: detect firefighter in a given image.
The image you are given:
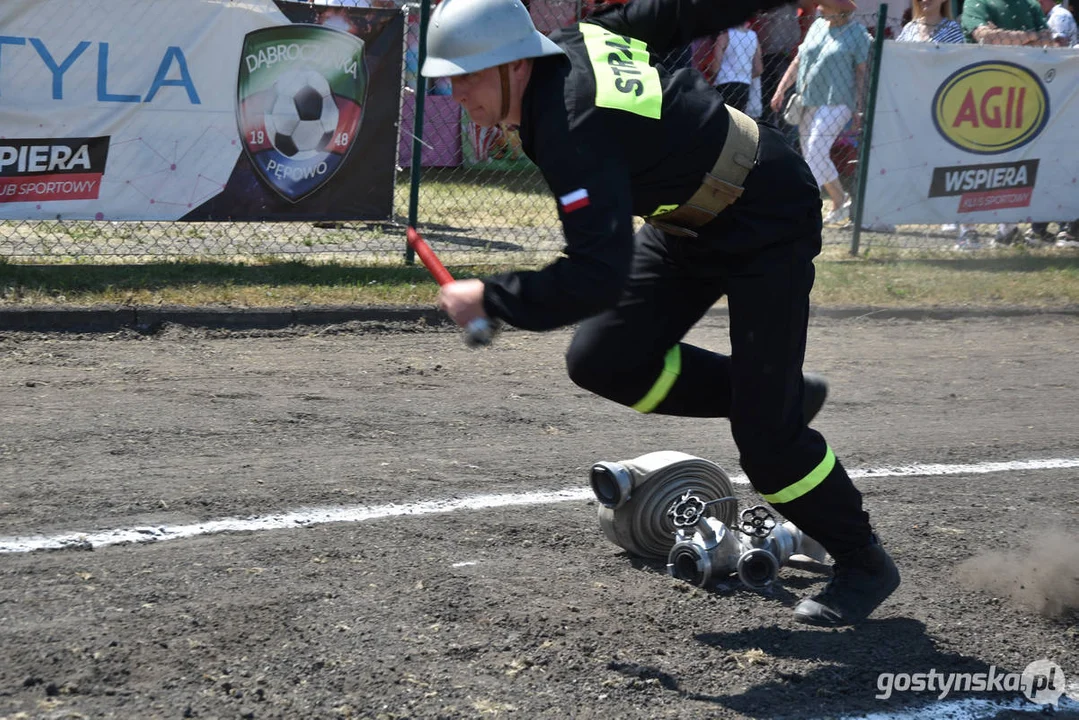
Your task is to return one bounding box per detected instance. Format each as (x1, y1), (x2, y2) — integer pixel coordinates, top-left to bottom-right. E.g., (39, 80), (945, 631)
(424, 0), (899, 626)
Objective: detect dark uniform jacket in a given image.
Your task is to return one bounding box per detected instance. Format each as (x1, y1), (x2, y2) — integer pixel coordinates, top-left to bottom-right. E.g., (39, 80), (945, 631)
(482, 0), (822, 331)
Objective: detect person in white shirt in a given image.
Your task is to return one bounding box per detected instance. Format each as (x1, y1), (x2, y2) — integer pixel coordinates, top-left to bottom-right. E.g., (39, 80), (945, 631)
(710, 22), (763, 113)
(1043, 0), (1078, 45)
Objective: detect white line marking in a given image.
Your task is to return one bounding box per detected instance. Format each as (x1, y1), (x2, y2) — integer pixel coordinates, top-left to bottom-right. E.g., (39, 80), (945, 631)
(2, 457), (1077, 554)
(0, 488), (590, 554)
(833, 694), (1078, 719)
(728, 456), (1079, 485)
(846, 457), (1079, 479)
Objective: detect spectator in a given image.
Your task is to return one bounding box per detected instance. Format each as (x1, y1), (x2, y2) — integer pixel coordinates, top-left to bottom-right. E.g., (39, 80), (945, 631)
(711, 23), (763, 113)
(797, 0), (821, 41)
(1027, 216), (1079, 243)
(1026, 219), (1073, 244)
(770, 3), (871, 225)
(897, 0), (967, 39)
(1056, 220), (1079, 248)
(746, 76), (765, 118)
(1042, 0), (1078, 42)
(961, 0), (1054, 45)
(753, 5), (803, 124)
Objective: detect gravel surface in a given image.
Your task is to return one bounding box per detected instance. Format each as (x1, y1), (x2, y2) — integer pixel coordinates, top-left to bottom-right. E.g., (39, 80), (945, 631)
(1, 315), (1077, 719)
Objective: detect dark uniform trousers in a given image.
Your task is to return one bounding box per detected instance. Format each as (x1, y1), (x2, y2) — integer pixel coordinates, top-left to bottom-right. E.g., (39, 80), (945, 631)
(564, 137), (873, 559)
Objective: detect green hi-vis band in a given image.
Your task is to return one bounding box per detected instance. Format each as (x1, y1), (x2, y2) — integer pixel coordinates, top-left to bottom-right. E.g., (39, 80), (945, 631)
(631, 345), (680, 413)
(761, 446), (836, 504)
(580, 23), (662, 120)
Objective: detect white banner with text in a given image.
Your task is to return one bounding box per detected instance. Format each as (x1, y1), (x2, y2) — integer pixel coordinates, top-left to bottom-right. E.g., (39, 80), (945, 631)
(864, 43), (1079, 226)
(0, 0), (402, 222)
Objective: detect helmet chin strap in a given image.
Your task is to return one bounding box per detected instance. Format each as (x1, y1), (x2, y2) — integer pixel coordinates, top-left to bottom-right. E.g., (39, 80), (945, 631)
(498, 64), (511, 123)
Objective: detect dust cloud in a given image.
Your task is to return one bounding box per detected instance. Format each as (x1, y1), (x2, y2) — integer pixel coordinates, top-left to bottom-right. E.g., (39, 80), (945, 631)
(958, 530), (1079, 620)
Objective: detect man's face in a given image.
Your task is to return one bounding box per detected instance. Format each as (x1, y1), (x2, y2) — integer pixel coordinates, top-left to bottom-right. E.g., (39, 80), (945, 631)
(451, 66), (503, 127)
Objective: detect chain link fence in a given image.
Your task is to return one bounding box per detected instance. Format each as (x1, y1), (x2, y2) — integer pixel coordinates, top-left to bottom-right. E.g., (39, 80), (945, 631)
(402, 1), (891, 264)
(2, 0), (1077, 264)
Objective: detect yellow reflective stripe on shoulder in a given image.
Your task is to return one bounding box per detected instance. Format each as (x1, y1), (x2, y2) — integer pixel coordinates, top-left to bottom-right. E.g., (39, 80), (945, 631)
(580, 23), (662, 120)
(631, 345), (680, 413)
(761, 446), (836, 505)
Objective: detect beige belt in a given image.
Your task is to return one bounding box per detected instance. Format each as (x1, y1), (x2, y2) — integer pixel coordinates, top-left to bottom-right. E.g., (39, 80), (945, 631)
(646, 105), (760, 238)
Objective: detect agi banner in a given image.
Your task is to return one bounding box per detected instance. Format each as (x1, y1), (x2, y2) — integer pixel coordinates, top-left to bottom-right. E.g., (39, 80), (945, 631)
(864, 43), (1079, 226)
(0, 0), (402, 222)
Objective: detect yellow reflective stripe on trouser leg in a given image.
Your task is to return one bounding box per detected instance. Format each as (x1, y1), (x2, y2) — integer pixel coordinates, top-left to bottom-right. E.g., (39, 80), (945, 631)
(761, 446), (836, 504)
(631, 345), (681, 413)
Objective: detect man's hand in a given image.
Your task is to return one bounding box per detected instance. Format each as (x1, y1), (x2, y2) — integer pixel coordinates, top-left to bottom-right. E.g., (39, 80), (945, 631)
(438, 279), (487, 329)
(974, 22), (1043, 45)
(1033, 29), (1057, 46)
(770, 91), (785, 114)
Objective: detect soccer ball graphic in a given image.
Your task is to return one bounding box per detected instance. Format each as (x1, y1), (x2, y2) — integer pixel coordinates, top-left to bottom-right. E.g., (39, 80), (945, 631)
(264, 69), (340, 158)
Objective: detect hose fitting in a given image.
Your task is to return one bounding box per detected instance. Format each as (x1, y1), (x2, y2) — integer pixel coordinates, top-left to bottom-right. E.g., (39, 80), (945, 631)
(667, 500), (828, 589)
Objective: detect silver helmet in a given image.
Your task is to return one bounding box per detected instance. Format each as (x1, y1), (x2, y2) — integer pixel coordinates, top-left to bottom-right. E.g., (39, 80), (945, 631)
(422, 0), (566, 78)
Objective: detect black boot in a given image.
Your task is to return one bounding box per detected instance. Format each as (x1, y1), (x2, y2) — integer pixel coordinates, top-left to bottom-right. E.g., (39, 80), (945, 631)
(793, 536), (900, 626)
(803, 372), (829, 426)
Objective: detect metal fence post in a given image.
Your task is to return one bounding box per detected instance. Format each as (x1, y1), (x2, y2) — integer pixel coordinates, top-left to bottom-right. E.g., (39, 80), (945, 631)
(405, 0), (432, 265)
(850, 4), (888, 256)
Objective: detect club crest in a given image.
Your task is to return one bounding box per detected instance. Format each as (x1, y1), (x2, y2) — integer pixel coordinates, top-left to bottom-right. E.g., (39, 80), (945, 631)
(237, 24), (368, 202)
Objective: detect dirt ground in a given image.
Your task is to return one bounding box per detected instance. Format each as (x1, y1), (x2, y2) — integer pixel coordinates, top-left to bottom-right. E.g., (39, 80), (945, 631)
(1, 313), (1077, 720)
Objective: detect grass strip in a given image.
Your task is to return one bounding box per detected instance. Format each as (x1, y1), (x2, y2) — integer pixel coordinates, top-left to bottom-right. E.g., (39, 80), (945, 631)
(0, 250), (1077, 309)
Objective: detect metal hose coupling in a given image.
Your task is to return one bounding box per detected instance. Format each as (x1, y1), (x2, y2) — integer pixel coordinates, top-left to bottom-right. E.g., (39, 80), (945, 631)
(590, 451), (737, 560)
(667, 498), (828, 589)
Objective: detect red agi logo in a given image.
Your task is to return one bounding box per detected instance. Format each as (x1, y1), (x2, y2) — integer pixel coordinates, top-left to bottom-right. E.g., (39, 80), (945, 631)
(237, 25), (368, 202)
(0, 138), (110, 203)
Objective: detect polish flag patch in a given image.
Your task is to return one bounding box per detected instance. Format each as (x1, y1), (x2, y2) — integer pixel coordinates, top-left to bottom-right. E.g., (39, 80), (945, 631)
(558, 188), (590, 213)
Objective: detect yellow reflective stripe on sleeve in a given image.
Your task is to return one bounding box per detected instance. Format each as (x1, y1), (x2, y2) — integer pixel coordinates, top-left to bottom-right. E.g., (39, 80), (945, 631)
(580, 23), (662, 120)
(631, 345), (680, 413)
(761, 446), (836, 504)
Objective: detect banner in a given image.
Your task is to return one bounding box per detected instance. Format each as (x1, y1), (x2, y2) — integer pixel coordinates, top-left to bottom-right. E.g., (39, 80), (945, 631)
(864, 43), (1079, 226)
(0, 0), (402, 222)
